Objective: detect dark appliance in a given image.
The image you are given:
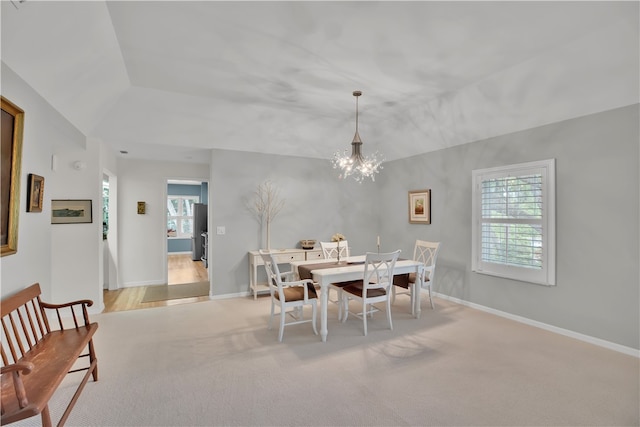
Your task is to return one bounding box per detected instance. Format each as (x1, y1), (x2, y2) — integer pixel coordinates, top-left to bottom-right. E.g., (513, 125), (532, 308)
(191, 203), (207, 262)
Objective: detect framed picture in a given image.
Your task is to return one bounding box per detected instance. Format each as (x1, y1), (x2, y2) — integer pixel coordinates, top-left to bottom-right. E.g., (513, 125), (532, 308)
(27, 174), (44, 212)
(51, 199), (93, 224)
(408, 189), (431, 224)
(1, 96), (24, 256)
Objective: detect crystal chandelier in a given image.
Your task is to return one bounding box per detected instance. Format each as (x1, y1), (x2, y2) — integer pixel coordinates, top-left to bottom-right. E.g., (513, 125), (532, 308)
(332, 91), (383, 182)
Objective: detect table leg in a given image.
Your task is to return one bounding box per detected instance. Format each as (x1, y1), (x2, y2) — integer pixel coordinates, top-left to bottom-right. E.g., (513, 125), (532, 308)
(414, 266), (422, 318)
(321, 283), (328, 342)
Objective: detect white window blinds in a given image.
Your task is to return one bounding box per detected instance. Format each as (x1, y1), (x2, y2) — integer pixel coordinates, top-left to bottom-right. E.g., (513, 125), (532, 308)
(472, 159), (556, 286)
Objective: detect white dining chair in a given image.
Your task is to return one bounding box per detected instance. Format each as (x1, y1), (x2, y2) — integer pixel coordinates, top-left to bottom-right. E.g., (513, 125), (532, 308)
(259, 250), (318, 342)
(392, 240), (441, 312)
(340, 250), (401, 336)
(320, 240), (350, 261)
(319, 240), (351, 320)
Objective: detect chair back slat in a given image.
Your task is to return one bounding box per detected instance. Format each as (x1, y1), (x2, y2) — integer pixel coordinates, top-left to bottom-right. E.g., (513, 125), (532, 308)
(414, 240), (441, 282)
(259, 250), (283, 300)
(320, 241), (350, 260)
(363, 250), (401, 297)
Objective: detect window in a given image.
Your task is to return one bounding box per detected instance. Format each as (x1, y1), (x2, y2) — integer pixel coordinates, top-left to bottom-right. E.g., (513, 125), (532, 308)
(472, 159), (555, 286)
(167, 196), (199, 238)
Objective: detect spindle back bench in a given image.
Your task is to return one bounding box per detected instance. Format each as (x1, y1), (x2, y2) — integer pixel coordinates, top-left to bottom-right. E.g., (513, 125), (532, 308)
(1, 283), (99, 426)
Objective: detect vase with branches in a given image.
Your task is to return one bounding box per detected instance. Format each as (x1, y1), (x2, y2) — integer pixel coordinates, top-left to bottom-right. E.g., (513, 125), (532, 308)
(251, 180), (285, 250)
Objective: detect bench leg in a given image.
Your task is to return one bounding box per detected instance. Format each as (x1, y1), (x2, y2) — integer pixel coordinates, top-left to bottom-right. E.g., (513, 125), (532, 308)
(88, 339), (98, 381)
(41, 405), (52, 427)
(58, 358), (97, 427)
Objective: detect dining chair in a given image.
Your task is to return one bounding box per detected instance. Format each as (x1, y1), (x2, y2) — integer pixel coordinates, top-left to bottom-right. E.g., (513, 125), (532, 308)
(319, 240), (351, 320)
(320, 240), (350, 261)
(392, 240), (441, 312)
(259, 250), (318, 342)
(340, 250), (401, 336)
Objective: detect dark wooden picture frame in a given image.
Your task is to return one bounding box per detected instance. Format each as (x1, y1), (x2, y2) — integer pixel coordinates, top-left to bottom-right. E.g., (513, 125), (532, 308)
(51, 199), (93, 224)
(408, 189), (431, 224)
(27, 174), (44, 212)
(1, 96), (24, 256)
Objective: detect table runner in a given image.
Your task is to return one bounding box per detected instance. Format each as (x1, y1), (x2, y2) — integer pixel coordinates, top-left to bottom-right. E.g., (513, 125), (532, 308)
(297, 261), (410, 288)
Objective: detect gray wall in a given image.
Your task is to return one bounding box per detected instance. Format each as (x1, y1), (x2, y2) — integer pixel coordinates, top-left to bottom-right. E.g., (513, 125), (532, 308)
(209, 149), (380, 296)
(207, 105), (638, 349)
(378, 104), (639, 349)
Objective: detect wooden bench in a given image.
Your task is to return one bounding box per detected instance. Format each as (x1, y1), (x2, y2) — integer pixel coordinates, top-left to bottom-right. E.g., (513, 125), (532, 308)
(1, 283), (99, 426)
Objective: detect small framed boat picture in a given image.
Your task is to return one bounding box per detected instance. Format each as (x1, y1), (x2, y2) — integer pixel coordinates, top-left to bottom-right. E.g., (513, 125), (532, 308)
(51, 199), (93, 224)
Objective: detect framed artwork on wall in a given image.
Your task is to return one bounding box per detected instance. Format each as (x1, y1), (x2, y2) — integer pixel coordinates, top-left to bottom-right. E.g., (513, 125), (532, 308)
(27, 174), (44, 212)
(408, 189), (431, 224)
(51, 199), (93, 224)
(1, 96), (24, 256)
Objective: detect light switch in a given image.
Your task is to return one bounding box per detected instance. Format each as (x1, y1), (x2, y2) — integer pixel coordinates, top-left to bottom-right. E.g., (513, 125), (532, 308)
(216, 226), (226, 235)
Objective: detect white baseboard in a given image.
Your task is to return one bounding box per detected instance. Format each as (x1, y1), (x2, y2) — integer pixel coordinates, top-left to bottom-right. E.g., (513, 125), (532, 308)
(210, 291), (251, 300)
(432, 292), (639, 358)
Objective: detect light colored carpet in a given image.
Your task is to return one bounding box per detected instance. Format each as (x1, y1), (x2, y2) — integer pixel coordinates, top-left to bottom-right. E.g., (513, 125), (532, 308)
(12, 296), (639, 427)
(141, 282), (209, 303)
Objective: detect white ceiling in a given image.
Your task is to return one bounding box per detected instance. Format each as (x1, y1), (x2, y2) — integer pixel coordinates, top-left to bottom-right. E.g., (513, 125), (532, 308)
(2, 1), (638, 163)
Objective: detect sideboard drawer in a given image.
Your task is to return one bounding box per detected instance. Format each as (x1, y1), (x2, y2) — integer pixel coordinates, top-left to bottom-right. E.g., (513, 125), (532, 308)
(273, 252), (305, 263)
(305, 250), (324, 260)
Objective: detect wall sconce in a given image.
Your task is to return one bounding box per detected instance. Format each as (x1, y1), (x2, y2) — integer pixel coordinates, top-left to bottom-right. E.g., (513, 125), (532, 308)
(137, 201), (146, 214)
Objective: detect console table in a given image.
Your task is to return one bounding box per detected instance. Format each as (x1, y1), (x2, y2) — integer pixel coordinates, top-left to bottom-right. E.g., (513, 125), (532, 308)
(248, 249), (324, 299)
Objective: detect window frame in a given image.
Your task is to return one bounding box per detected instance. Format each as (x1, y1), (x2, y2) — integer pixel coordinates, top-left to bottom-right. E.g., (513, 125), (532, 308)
(167, 195), (200, 239)
(471, 159), (556, 286)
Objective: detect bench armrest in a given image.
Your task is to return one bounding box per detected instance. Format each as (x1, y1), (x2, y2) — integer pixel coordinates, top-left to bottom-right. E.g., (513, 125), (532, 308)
(40, 299), (94, 309)
(1, 361), (35, 409)
(40, 299), (95, 330)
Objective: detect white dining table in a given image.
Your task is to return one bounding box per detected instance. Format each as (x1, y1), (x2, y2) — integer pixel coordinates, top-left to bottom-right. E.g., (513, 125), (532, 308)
(290, 255), (425, 342)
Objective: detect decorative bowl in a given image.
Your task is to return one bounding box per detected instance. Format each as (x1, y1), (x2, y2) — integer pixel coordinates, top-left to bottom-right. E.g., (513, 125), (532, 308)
(300, 239), (316, 250)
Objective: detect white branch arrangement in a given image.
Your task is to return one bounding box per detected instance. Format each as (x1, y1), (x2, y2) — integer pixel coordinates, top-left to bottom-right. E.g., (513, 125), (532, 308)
(251, 180), (285, 249)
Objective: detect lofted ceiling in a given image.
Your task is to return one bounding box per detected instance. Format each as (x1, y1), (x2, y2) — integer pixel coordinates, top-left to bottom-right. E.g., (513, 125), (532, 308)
(1, 1), (638, 164)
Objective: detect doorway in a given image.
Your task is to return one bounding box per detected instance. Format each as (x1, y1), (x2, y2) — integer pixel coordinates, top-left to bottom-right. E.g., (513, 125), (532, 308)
(102, 177), (211, 313)
(166, 179), (209, 287)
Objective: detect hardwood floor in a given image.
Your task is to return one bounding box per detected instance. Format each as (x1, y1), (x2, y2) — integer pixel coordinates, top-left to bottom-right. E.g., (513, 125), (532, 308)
(102, 254), (209, 313)
(168, 253), (208, 284)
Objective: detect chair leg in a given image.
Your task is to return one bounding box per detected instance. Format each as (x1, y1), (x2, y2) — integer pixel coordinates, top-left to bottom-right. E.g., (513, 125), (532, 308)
(386, 298), (393, 331)
(278, 305), (286, 342)
(268, 300), (275, 330)
(428, 285), (434, 309)
(337, 289), (343, 320)
(410, 283), (416, 316)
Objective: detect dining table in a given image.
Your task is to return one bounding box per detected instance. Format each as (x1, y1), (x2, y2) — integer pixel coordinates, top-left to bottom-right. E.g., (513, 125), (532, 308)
(290, 255), (425, 342)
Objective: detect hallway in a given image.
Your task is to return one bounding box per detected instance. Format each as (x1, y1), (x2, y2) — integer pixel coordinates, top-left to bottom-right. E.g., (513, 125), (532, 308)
(103, 254), (209, 313)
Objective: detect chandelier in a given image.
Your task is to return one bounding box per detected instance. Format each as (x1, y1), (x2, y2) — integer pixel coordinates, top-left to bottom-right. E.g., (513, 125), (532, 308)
(332, 91), (383, 182)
